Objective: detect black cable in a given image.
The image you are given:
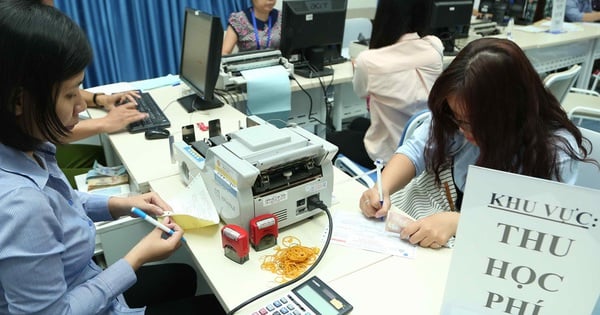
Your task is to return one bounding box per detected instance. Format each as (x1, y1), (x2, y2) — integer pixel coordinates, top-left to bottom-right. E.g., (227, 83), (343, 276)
(214, 89), (235, 105)
(290, 75), (327, 126)
(305, 63), (335, 132)
(226, 198), (333, 315)
(307, 63), (336, 132)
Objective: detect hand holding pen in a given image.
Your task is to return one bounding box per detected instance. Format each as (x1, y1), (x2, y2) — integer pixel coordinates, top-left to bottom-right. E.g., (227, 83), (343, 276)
(124, 208), (186, 270)
(374, 159), (385, 220)
(132, 207), (187, 242)
(359, 159), (389, 219)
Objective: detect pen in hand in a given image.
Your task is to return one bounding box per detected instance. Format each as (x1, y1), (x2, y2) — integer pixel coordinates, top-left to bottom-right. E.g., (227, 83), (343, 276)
(131, 207), (187, 243)
(374, 159), (384, 220)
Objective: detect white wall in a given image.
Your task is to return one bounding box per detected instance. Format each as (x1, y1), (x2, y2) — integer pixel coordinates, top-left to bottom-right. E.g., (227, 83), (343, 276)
(276, 0), (377, 19)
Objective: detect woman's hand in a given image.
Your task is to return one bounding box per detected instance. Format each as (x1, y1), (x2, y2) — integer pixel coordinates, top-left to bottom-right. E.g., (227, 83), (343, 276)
(98, 90), (140, 111)
(98, 102), (148, 134)
(124, 216), (184, 270)
(108, 191), (173, 219)
(399, 211), (459, 249)
(359, 186), (391, 219)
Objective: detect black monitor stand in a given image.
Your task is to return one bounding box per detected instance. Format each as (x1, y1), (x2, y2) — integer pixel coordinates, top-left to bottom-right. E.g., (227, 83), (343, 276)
(442, 38), (458, 57)
(294, 66), (333, 78)
(294, 47), (334, 78)
(177, 94), (223, 113)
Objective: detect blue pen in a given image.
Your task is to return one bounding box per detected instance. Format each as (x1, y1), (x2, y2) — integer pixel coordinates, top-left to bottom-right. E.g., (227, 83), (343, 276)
(374, 159), (385, 221)
(131, 207), (186, 242)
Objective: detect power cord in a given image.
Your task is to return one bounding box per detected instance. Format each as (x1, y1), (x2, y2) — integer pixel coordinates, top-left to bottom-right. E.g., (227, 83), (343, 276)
(226, 197), (333, 315)
(290, 75), (327, 126)
(310, 63), (335, 132)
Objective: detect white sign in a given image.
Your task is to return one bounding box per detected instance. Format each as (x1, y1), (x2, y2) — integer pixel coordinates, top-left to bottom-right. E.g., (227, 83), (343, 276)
(549, 0), (567, 34)
(441, 166), (600, 315)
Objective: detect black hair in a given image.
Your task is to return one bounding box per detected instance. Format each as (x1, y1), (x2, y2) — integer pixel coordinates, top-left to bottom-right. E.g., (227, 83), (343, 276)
(0, 0), (92, 151)
(369, 0), (433, 49)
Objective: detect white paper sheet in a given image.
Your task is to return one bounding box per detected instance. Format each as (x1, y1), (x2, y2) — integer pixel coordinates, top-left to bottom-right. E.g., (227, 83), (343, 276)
(331, 211), (416, 258)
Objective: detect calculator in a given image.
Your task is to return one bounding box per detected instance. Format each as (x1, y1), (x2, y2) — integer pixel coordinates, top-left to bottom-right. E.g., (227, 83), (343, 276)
(251, 276), (353, 315)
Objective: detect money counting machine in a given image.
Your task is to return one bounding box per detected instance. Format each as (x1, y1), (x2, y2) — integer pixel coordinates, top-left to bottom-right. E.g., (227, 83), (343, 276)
(216, 49), (294, 90)
(173, 117), (338, 230)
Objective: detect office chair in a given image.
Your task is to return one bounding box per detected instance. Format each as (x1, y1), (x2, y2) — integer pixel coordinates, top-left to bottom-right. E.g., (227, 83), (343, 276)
(341, 18), (372, 58)
(569, 104), (600, 132)
(574, 127), (600, 189)
(334, 110), (432, 187)
(543, 64), (582, 104)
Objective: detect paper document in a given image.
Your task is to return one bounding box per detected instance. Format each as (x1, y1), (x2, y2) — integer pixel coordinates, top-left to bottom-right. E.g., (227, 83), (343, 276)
(331, 211), (416, 258)
(540, 21), (583, 32)
(164, 174), (220, 229)
(515, 25), (546, 33)
(130, 74), (180, 91)
(241, 65), (291, 128)
(86, 82), (136, 95)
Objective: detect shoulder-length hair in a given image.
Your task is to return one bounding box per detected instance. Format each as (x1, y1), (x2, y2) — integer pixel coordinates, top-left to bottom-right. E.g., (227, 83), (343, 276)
(369, 0), (432, 49)
(0, 1), (92, 151)
(425, 38), (589, 182)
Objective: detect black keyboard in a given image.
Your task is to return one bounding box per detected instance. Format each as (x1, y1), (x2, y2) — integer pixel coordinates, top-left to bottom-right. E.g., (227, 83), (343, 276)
(127, 92), (171, 134)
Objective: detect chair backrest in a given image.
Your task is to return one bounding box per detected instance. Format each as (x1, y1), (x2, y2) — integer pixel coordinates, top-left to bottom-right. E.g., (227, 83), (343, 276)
(575, 127), (600, 190)
(333, 110), (432, 188)
(342, 18), (372, 50)
(568, 106), (600, 133)
(543, 64), (582, 104)
(398, 109), (432, 146)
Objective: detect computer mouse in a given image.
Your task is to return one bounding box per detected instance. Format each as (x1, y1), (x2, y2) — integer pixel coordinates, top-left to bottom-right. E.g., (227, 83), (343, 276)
(144, 128), (170, 140)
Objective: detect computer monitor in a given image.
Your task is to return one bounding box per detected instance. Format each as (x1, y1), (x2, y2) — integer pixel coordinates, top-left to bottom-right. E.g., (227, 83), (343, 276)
(177, 8), (223, 113)
(280, 0), (348, 78)
(507, 0), (533, 25)
(478, 0), (510, 25)
(428, 1), (473, 56)
(478, 0), (494, 14)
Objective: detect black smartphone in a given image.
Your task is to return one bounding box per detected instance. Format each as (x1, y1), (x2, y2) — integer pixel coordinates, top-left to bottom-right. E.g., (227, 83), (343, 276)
(182, 124), (196, 144)
(208, 119), (221, 138)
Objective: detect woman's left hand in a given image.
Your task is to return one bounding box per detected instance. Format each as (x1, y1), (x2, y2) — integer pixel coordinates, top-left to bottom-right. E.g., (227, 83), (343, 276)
(108, 191), (173, 219)
(399, 211), (459, 249)
(100, 90), (141, 110)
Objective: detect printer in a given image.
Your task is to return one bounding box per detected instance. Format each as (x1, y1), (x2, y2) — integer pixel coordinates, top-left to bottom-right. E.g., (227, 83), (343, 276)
(216, 49), (294, 90)
(173, 117), (338, 231)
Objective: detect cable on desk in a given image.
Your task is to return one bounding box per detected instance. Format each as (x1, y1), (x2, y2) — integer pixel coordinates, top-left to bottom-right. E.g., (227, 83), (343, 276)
(290, 75), (327, 126)
(215, 89), (237, 106)
(160, 99), (178, 113)
(226, 197), (334, 315)
(308, 63), (335, 132)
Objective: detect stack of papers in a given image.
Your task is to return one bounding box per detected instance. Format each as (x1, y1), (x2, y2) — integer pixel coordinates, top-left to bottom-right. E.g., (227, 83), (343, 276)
(163, 174), (220, 230)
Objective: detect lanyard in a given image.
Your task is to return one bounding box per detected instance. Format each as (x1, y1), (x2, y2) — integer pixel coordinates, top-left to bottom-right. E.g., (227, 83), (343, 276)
(251, 8), (272, 50)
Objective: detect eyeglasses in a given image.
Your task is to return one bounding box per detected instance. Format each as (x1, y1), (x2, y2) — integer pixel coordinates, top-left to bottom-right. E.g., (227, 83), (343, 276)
(449, 115), (471, 131)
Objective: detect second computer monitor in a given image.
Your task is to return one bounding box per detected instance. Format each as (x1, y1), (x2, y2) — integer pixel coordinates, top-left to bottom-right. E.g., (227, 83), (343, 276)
(177, 8), (223, 113)
(429, 0), (473, 56)
(280, 0), (348, 78)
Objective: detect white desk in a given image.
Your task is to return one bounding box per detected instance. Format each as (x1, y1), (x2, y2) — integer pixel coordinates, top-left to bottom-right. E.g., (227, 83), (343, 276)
(225, 61), (367, 133)
(330, 250), (452, 315)
(91, 75), (452, 314)
(148, 168), (452, 314)
(512, 23), (600, 89)
(457, 22), (600, 88)
(87, 84), (247, 192)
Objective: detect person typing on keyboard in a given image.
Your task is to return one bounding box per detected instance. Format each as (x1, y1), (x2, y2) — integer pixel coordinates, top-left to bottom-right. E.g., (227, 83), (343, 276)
(56, 88), (149, 187)
(64, 89), (148, 142)
(56, 89), (148, 188)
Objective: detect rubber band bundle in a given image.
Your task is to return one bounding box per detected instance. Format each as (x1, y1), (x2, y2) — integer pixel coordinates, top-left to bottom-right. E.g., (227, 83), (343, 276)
(260, 236), (320, 283)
